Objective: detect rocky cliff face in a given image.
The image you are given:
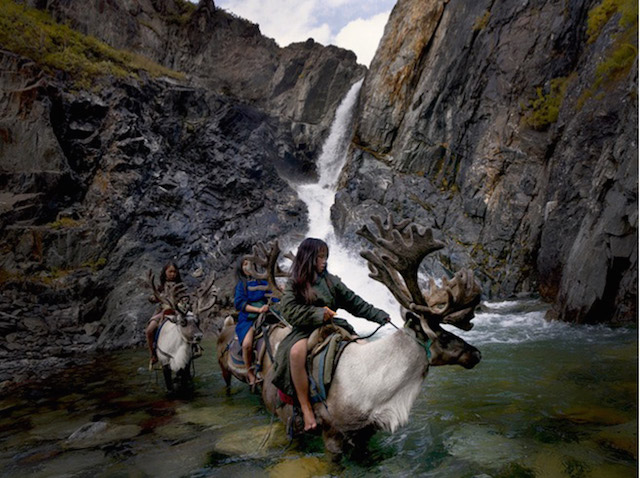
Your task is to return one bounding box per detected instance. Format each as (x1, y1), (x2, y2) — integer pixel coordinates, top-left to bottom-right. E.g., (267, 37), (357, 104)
(0, 0), (364, 391)
(335, 0), (637, 324)
(28, 0), (366, 178)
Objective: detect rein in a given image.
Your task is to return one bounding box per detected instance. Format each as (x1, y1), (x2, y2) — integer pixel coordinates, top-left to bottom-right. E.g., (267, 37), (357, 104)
(388, 321), (432, 362)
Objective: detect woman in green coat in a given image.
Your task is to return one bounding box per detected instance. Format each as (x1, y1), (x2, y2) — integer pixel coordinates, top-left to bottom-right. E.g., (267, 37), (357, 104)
(272, 238), (390, 431)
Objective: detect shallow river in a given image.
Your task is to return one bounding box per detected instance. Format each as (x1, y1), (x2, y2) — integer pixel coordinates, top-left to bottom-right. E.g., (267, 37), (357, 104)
(0, 300), (636, 477)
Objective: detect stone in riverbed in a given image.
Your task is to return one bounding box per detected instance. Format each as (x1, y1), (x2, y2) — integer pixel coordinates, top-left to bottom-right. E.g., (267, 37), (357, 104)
(64, 421), (141, 449)
(213, 424), (289, 456)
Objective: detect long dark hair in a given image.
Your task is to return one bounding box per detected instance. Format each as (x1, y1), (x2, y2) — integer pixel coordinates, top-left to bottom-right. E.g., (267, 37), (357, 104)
(235, 257), (249, 292)
(160, 261), (182, 288)
(291, 238), (328, 304)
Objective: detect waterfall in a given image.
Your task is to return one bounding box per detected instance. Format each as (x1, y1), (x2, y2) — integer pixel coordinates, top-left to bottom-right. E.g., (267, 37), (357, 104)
(294, 79), (400, 333)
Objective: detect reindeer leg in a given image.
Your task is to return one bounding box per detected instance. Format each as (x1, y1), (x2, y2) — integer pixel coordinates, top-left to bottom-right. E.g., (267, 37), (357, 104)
(178, 364), (192, 391)
(162, 365), (173, 392)
(322, 427), (345, 461)
(219, 358), (232, 388)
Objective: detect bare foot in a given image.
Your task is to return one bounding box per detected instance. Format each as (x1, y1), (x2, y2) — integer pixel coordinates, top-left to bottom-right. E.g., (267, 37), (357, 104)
(302, 408), (317, 431)
(247, 370), (257, 386)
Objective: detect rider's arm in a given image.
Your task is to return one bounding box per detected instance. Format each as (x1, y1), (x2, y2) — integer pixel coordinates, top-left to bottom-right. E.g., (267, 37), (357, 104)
(332, 274), (389, 324)
(280, 281), (325, 331)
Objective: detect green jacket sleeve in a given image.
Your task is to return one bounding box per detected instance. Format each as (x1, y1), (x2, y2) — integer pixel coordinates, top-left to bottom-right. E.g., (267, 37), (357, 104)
(280, 280), (325, 331)
(332, 274), (389, 324)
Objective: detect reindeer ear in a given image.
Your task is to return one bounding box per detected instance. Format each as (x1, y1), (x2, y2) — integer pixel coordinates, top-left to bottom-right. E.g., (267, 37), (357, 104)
(402, 308), (438, 341)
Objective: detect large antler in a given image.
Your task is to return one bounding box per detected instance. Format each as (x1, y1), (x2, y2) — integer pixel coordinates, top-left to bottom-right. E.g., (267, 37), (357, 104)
(147, 269), (189, 312)
(357, 214), (445, 311)
(194, 274), (218, 316)
(357, 214), (481, 327)
(243, 240), (289, 298)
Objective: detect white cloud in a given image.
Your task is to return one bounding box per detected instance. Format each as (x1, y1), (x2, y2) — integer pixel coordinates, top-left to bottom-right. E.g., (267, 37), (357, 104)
(217, 0), (329, 46)
(215, 1), (392, 65)
(324, 0), (352, 7)
(334, 11), (390, 66)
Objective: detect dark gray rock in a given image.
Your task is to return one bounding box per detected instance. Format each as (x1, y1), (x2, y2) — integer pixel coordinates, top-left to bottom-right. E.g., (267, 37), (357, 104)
(339, 0), (636, 323)
(25, 0), (366, 174)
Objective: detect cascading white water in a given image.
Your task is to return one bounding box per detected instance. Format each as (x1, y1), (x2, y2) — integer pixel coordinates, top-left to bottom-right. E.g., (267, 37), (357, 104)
(294, 79), (401, 333)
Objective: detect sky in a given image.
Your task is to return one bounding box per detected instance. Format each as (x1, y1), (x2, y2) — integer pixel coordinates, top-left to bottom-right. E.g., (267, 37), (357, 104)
(212, 0), (396, 66)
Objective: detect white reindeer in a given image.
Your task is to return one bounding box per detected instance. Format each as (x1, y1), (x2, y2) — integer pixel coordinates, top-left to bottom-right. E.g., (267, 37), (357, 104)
(257, 215), (482, 457)
(149, 272), (217, 392)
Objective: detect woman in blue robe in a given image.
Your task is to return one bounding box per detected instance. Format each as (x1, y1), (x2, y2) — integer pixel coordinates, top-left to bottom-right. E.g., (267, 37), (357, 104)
(234, 257), (274, 385)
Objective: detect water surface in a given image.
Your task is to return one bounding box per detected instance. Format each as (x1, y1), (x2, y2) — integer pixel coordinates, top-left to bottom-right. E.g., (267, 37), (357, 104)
(0, 300), (636, 477)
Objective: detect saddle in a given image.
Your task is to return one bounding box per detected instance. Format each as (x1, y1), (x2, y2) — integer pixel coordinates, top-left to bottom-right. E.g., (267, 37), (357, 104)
(276, 322), (356, 436)
(306, 323), (357, 402)
(228, 322), (285, 376)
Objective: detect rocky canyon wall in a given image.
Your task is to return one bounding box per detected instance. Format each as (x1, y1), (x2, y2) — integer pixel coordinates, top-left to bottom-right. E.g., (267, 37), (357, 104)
(336, 0), (637, 324)
(0, 0), (364, 389)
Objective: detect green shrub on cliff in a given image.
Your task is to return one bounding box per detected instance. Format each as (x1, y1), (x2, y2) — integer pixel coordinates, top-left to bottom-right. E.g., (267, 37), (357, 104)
(524, 77), (570, 130)
(48, 217), (82, 229)
(587, 0), (637, 43)
(578, 0), (637, 108)
(0, 0), (184, 88)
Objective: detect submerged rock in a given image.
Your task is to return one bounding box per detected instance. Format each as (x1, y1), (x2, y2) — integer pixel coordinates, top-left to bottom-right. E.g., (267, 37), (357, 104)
(267, 456), (331, 478)
(213, 424), (290, 456)
(64, 421), (142, 449)
(594, 421), (638, 458)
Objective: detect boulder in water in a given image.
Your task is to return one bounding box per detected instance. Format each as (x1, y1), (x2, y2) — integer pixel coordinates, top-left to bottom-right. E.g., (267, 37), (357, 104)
(64, 421), (141, 449)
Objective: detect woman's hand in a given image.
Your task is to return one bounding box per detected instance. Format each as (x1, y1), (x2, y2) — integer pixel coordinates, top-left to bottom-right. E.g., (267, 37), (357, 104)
(323, 306), (336, 322)
(259, 304), (269, 314)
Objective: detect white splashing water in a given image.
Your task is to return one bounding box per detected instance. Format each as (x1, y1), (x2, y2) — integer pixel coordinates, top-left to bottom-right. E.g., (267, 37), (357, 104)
(294, 79), (401, 334)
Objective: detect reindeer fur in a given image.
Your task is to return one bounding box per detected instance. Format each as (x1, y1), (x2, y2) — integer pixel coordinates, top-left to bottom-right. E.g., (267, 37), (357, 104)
(156, 313), (203, 392)
(157, 321), (191, 371)
(324, 330), (428, 433)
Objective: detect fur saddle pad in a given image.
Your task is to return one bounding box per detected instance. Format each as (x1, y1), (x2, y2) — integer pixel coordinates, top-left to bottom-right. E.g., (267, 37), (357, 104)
(229, 324), (282, 374)
(306, 324), (356, 401)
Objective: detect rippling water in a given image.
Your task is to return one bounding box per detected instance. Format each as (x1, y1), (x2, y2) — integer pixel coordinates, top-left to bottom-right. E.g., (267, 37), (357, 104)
(0, 300), (636, 477)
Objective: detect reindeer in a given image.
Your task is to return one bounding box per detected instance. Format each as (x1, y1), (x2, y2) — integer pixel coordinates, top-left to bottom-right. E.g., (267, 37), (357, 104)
(149, 271), (218, 392)
(216, 241), (291, 387)
(258, 214), (482, 457)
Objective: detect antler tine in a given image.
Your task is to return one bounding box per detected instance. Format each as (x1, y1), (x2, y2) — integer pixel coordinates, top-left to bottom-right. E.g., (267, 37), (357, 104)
(148, 269), (177, 310)
(195, 274), (218, 315)
(244, 240), (285, 297)
(244, 242), (269, 280)
(448, 269), (482, 309)
(166, 282), (189, 310)
(358, 214), (445, 309)
(360, 249), (413, 310)
(148, 270), (188, 310)
(412, 269), (481, 327)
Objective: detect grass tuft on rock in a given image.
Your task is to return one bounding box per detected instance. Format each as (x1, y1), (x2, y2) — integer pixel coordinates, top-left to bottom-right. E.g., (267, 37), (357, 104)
(0, 0), (185, 89)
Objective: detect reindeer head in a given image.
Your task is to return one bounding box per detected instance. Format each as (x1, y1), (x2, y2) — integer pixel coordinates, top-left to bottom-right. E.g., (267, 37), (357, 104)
(148, 270), (218, 345)
(357, 214), (481, 369)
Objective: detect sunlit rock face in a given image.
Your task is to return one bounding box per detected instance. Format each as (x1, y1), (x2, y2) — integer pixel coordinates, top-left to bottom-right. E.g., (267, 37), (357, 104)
(337, 0), (637, 324)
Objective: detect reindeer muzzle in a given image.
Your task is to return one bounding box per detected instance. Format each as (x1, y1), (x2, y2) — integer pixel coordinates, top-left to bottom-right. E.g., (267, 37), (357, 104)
(460, 347), (481, 369)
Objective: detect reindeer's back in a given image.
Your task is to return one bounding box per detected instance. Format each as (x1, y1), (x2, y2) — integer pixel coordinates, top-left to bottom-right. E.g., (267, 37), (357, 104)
(216, 316), (236, 361)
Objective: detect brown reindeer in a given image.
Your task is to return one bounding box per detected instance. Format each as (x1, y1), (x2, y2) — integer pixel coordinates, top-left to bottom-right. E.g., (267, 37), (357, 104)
(256, 214), (482, 457)
(216, 241), (291, 387)
(149, 271), (217, 391)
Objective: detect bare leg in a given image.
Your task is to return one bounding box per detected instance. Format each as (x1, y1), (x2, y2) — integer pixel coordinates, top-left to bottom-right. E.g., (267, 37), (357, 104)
(242, 327), (256, 385)
(290, 338), (316, 431)
(146, 316), (160, 362)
